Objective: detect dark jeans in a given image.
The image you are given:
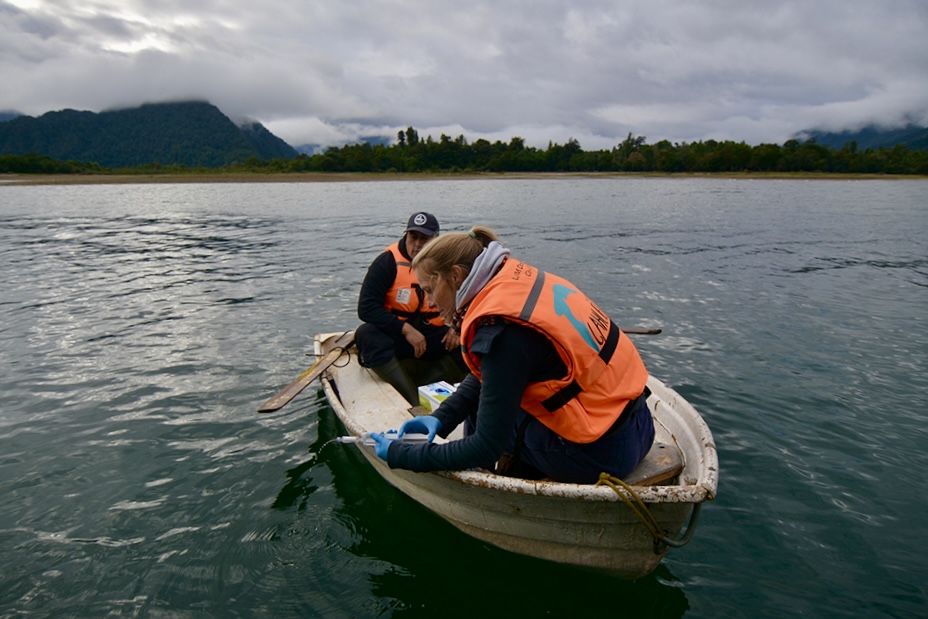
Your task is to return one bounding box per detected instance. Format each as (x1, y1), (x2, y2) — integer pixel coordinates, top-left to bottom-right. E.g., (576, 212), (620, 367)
(507, 391), (655, 484)
(355, 321), (465, 370)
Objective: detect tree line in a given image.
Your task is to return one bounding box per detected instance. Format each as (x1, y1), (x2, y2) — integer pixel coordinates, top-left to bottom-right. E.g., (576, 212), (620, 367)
(3, 128), (927, 175)
(286, 129), (928, 175)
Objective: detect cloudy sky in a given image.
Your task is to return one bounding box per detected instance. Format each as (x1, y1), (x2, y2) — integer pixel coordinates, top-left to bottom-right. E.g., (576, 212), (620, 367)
(2, 0), (927, 150)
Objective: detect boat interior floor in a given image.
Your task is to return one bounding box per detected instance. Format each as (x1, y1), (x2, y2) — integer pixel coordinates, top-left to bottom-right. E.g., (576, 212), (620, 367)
(622, 442), (684, 486)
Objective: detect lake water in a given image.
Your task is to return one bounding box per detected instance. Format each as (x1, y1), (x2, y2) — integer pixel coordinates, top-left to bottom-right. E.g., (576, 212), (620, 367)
(1, 176), (926, 618)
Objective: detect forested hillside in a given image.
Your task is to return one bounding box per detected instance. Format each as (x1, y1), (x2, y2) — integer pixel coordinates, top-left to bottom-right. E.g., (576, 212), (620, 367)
(0, 101), (296, 167)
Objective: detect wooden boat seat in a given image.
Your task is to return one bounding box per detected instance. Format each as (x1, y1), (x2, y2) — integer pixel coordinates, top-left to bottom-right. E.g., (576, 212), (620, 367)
(622, 442), (684, 486)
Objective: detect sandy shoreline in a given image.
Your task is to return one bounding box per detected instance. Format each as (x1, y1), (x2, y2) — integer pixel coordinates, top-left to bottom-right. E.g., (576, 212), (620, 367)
(1, 171), (925, 185)
(0, 172), (476, 185)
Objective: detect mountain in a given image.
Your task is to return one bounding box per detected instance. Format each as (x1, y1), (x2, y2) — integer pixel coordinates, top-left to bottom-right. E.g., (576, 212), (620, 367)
(0, 101), (297, 167)
(0, 111), (23, 123)
(238, 120), (299, 160)
(800, 124), (928, 151)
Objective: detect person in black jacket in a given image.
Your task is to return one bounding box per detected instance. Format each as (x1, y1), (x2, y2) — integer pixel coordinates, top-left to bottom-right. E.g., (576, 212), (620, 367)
(356, 212), (465, 406)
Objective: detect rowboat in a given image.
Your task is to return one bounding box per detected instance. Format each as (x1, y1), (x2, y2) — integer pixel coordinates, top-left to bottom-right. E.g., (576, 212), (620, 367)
(314, 330), (718, 579)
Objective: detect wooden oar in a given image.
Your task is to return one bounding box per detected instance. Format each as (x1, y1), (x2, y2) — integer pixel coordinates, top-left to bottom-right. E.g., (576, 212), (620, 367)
(622, 327), (662, 335)
(258, 331), (356, 413)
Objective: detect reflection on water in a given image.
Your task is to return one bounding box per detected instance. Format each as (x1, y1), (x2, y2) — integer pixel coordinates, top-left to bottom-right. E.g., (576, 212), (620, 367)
(1, 178), (926, 617)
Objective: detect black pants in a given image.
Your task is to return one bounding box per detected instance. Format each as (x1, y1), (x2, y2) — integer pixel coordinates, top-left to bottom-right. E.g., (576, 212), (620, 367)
(355, 321), (464, 370)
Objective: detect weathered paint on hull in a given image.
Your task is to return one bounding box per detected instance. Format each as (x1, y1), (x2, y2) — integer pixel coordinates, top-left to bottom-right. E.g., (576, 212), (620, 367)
(360, 452), (693, 578)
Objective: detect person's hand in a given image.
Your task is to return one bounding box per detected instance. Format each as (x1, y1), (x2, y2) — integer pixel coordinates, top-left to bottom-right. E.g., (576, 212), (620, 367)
(368, 432), (394, 461)
(401, 323), (427, 358)
(441, 329), (460, 351)
(399, 415), (441, 442)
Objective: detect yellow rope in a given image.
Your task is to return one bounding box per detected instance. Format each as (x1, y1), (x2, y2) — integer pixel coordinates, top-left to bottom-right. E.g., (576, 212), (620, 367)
(595, 472), (667, 545)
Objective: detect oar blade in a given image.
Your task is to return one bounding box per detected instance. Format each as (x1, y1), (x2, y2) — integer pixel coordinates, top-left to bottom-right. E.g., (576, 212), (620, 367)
(258, 331), (355, 413)
(257, 365), (325, 412)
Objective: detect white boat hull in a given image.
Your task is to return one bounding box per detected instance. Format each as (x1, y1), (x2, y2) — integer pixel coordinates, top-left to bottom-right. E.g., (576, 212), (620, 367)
(316, 332), (718, 579)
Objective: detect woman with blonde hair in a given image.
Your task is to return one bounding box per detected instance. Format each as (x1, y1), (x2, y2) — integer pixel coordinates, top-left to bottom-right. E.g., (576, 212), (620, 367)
(369, 226), (654, 483)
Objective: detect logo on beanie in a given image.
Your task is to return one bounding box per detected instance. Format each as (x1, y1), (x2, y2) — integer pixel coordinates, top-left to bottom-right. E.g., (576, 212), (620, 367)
(413, 213), (427, 226)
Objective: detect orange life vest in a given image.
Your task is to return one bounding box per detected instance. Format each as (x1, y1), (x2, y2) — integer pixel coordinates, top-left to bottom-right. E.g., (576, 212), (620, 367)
(383, 242), (444, 327)
(460, 258), (648, 443)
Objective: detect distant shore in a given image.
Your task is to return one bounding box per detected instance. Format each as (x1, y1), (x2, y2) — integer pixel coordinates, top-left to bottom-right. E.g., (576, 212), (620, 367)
(2, 171), (926, 186)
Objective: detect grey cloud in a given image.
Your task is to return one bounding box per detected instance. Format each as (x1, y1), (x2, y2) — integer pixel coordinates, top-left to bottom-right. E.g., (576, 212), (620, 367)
(1, 0), (926, 149)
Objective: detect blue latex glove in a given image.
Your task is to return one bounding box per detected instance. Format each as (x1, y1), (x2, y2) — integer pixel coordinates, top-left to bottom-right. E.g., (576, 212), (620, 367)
(399, 415), (441, 442)
(368, 432), (394, 461)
